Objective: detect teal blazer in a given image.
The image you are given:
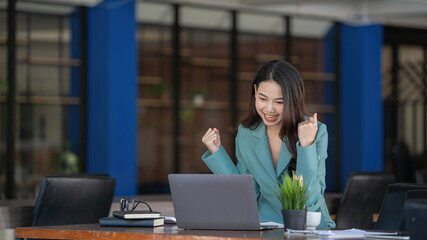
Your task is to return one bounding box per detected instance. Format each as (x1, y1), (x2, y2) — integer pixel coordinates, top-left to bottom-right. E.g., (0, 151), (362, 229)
(202, 121), (336, 229)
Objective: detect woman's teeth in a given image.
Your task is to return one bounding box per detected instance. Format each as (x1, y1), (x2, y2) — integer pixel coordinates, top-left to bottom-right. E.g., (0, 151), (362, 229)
(264, 113), (278, 122)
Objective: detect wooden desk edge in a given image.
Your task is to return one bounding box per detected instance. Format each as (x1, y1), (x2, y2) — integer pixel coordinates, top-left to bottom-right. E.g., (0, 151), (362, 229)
(15, 227), (256, 240)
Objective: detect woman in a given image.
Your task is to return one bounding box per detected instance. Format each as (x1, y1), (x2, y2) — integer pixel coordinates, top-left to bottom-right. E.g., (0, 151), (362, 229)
(201, 60), (335, 229)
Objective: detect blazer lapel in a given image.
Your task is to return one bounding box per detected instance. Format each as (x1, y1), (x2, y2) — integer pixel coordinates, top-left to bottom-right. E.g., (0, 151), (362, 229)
(275, 140), (292, 178)
(252, 122), (276, 180)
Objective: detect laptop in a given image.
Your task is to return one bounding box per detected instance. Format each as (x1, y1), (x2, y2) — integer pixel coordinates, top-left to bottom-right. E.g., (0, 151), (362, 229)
(168, 174), (282, 230)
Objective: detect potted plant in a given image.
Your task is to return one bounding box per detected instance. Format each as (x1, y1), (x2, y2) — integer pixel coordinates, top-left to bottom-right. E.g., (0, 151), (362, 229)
(277, 172), (309, 230)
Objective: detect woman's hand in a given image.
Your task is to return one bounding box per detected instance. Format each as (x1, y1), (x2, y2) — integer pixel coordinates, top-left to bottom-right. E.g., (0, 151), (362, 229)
(202, 128), (221, 154)
(298, 113), (318, 147)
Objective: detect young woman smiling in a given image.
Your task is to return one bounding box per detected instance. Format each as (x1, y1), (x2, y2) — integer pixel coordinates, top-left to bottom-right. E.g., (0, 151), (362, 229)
(201, 60), (335, 229)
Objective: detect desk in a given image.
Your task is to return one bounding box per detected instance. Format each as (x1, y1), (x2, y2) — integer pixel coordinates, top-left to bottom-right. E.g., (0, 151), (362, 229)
(16, 224), (368, 240)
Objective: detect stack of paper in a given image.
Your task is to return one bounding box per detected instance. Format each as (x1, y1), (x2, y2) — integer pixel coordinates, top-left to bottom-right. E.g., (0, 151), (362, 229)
(285, 228), (407, 239)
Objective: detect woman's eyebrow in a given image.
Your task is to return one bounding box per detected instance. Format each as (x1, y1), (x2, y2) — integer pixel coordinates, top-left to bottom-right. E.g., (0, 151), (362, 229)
(258, 92), (283, 100)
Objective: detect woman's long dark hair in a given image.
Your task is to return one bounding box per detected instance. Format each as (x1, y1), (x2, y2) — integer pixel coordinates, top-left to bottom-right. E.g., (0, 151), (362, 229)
(241, 60), (308, 174)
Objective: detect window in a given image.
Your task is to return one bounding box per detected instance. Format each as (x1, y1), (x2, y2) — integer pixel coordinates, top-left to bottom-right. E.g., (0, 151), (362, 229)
(0, 3), (84, 198)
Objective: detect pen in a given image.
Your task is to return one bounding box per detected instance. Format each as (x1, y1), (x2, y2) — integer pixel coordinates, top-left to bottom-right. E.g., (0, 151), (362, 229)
(365, 234), (410, 239)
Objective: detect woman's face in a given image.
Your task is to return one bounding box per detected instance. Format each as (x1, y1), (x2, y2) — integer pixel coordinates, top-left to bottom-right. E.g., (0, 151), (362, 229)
(254, 80), (284, 128)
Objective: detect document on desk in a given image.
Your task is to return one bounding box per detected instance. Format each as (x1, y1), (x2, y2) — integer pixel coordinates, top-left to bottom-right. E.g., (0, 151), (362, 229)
(162, 216), (176, 224)
(260, 222), (284, 229)
(285, 228), (403, 238)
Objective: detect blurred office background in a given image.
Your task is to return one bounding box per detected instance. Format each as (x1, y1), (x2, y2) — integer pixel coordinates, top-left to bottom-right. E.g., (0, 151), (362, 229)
(1, 0), (427, 199)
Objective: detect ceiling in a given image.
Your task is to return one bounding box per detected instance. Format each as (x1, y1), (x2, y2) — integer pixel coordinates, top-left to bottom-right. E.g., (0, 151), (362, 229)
(155, 0), (427, 29)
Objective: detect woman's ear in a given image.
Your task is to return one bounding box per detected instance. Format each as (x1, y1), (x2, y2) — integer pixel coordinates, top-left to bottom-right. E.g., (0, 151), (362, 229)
(253, 84), (257, 94)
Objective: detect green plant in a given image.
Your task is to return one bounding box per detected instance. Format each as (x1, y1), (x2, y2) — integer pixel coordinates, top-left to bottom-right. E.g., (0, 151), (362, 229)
(148, 83), (169, 95)
(56, 142), (79, 174)
(277, 172), (309, 210)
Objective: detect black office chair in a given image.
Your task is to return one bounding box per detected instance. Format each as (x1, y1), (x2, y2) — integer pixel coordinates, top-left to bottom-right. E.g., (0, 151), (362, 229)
(375, 183), (427, 231)
(335, 172), (395, 229)
(405, 199), (427, 240)
(400, 190), (427, 230)
(32, 174), (116, 226)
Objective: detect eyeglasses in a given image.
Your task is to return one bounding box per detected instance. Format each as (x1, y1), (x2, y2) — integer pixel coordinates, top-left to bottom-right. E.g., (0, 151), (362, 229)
(120, 197), (153, 213)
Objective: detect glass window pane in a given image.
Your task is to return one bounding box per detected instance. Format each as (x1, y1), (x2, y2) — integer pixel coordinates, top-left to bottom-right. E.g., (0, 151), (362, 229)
(0, 5), (82, 198)
(180, 28), (232, 176)
(239, 12), (283, 35)
(137, 2), (173, 25)
(291, 18), (333, 39)
(397, 45), (424, 155)
(137, 23), (173, 193)
(181, 6), (230, 30)
(290, 18), (335, 107)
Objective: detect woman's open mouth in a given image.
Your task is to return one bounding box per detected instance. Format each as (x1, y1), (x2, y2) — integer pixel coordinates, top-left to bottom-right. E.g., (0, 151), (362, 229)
(263, 113), (278, 122)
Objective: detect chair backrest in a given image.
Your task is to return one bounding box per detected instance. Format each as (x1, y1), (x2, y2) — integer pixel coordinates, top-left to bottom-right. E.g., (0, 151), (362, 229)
(32, 174), (116, 226)
(400, 190), (427, 230)
(335, 172), (395, 229)
(405, 199), (427, 240)
(375, 183), (427, 231)
(406, 189), (427, 200)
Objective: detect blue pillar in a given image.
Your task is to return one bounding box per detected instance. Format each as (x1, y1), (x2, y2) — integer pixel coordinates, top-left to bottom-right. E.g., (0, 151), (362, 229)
(340, 23), (383, 191)
(87, 0), (137, 196)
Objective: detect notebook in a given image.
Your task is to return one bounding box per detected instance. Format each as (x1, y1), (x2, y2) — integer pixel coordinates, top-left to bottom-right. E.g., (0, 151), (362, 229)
(168, 174), (281, 230)
(100, 217), (164, 227)
(112, 210), (161, 219)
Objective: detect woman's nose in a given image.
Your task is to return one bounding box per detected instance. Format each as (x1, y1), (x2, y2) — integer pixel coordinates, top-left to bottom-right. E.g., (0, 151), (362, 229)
(266, 102), (274, 112)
